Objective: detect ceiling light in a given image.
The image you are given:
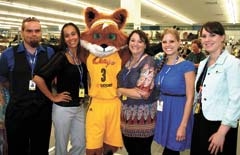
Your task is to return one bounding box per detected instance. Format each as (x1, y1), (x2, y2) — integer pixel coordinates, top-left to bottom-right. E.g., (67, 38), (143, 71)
(0, 11), (85, 26)
(0, 0), (158, 29)
(0, 25), (19, 29)
(142, 0), (195, 25)
(55, 0), (157, 25)
(0, 1), (85, 28)
(0, 21), (21, 26)
(0, 1), (84, 20)
(54, 0), (112, 14)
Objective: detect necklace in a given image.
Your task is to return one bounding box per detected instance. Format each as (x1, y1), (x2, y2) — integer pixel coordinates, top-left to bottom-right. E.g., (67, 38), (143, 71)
(68, 50), (80, 65)
(127, 52), (145, 69)
(123, 53), (145, 80)
(68, 49), (84, 87)
(166, 55), (180, 65)
(157, 56), (179, 86)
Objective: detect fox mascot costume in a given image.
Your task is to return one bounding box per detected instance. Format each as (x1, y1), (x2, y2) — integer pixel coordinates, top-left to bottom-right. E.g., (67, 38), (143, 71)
(80, 7), (130, 155)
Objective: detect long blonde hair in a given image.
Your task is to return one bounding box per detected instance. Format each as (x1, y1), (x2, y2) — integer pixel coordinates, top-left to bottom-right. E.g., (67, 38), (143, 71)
(156, 28), (180, 73)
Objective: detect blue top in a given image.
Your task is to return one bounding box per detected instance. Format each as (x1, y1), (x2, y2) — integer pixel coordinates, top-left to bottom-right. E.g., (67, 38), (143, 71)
(0, 42), (54, 82)
(154, 60), (195, 151)
(195, 50), (240, 128)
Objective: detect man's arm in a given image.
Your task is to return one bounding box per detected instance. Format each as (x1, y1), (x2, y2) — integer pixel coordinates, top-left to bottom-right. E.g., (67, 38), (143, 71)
(0, 82), (8, 105)
(0, 48), (11, 105)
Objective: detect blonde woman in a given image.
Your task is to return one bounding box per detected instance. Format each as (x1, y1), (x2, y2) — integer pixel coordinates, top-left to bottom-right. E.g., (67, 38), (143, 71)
(154, 28), (195, 155)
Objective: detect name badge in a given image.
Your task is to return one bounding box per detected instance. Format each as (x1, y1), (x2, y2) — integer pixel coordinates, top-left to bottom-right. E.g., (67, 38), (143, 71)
(29, 80), (36, 91)
(122, 95), (127, 100)
(157, 100), (163, 111)
(194, 103), (201, 114)
(79, 88), (85, 98)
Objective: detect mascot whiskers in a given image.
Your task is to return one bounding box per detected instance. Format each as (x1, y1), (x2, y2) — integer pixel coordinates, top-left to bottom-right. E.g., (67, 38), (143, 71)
(80, 7), (130, 155)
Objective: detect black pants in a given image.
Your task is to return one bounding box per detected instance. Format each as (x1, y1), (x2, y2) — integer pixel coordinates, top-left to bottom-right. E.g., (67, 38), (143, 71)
(162, 147), (180, 155)
(5, 102), (52, 155)
(122, 134), (153, 155)
(190, 111), (238, 155)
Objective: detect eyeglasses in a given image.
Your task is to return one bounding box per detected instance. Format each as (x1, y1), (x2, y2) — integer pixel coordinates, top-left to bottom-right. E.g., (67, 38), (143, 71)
(22, 17), (40, 31)
(22, 17), (40, 23)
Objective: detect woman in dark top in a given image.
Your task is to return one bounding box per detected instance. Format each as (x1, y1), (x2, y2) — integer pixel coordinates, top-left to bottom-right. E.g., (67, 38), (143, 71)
(33, 23), (88, 155)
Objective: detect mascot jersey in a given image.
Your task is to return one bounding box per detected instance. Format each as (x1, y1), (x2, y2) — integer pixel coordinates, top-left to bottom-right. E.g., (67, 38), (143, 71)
(87, 53), (121, 99)
(81, 7), (130, 151)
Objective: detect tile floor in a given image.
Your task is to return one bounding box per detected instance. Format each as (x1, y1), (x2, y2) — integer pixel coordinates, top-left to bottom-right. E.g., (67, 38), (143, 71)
(115, 141), (190, 155)
(49, 123), (240, 155)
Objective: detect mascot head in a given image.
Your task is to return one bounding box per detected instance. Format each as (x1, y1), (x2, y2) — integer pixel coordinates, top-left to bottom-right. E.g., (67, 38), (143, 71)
(80, 7), (129, 59)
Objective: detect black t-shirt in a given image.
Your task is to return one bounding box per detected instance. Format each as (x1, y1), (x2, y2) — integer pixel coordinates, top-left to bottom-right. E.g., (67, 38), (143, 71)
(36, 51), (88, 107)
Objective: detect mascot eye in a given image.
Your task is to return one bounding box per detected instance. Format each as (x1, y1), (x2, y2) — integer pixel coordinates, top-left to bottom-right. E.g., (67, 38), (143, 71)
(108, 33), (116, 40)
(93, 33), (101, 39)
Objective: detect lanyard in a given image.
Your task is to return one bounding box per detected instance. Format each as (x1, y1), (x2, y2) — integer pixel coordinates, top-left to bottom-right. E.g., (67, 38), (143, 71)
(68, 49), (84, 87)
(26, 50), (38, 78)
(157, 56), (179, 86)
(123, 53), (145, 81)
(195, 59), (208, 105)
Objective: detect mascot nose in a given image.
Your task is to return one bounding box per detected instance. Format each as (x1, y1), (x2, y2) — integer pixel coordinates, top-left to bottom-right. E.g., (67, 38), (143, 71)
(101, 44), (108, 49)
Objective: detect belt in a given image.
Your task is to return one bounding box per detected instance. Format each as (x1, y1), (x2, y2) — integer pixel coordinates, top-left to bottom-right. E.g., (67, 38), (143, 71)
(161, 92), (186, 97)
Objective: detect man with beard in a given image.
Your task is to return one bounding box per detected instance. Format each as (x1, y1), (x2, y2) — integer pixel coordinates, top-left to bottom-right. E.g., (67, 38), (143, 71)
(0, 17), (55, 155)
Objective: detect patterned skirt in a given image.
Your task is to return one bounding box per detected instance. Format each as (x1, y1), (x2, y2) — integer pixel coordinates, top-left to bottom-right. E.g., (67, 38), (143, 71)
(121, 102), (157, 138)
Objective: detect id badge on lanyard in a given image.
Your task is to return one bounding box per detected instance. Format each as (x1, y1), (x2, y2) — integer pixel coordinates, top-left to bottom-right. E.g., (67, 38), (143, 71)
(27, 50), (37, 91)
(122, 95), (127, 100)
(68, 50), (85, 98)
(157, 100), (163, 111)
(29, 80), (36, 91)
(79, 88), (85, 98)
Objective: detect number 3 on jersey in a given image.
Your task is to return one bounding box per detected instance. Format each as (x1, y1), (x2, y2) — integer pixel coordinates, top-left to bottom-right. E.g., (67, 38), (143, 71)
(101, 68), (106, 82)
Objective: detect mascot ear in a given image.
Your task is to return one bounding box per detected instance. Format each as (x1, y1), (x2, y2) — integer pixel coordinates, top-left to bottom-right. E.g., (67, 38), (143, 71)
(84, 7), (128, 30)
(84, 7), (100, 28)
(112, 8), (128, 29)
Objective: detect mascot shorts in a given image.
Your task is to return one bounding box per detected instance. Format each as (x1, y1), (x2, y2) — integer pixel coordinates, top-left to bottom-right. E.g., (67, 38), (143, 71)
(86, 97), (123, 149)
